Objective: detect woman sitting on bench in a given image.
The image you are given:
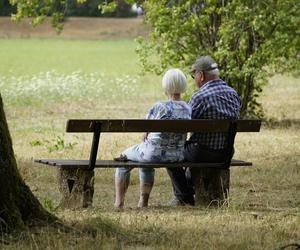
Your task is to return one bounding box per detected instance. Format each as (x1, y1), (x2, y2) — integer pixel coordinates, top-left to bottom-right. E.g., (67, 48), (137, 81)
(114, 68), (191, 208)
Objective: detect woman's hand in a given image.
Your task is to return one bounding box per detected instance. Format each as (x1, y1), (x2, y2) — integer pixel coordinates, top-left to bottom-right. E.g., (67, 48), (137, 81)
(142, 132), (149, 142)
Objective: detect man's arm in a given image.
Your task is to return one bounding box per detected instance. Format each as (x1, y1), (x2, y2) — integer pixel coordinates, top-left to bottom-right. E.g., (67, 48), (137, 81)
(188, 93), (206, 119)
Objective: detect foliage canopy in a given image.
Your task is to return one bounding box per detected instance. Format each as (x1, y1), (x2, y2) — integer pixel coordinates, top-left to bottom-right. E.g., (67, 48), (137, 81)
(136, 0), (300, 117)
(9, 0), (300, 117)
(7, 0), (135, 29)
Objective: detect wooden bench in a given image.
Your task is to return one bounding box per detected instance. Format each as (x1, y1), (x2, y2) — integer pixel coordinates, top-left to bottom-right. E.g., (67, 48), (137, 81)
(35, 119), (261, 208)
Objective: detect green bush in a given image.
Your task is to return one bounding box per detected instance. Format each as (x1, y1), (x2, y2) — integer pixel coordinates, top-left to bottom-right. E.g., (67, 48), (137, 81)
(136, 0), (300, 117)
(4, 0), (137, 17)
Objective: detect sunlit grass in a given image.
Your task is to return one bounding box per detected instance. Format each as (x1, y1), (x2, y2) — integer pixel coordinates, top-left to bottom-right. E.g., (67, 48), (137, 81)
(0, 39), (142, 77)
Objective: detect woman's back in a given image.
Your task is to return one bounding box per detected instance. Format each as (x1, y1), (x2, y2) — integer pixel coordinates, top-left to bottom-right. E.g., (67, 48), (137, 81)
(141, 100), (191, 162)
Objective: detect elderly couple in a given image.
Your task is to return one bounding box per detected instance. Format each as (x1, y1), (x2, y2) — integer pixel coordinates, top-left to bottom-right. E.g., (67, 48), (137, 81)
(114, 56), (241, 208)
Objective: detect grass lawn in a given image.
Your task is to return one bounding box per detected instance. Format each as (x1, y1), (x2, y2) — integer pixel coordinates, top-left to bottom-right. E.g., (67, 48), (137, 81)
(0, 39), (142, 76)
(0, 38), (300, 249)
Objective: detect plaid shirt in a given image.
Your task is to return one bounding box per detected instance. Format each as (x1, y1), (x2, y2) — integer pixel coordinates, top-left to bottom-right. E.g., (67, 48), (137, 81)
(188, 79), (241, 149)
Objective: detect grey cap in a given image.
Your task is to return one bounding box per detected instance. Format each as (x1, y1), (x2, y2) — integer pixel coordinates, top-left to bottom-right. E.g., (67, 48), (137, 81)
(190, 56), (218, 73)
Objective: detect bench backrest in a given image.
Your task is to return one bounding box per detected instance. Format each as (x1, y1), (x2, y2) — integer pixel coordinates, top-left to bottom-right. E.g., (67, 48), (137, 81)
(66, 119), (261, 133)
(66, 119), (261, 171)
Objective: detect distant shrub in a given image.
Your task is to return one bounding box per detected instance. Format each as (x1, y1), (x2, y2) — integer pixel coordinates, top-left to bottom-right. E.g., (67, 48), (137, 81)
(3, 0), (137, 17)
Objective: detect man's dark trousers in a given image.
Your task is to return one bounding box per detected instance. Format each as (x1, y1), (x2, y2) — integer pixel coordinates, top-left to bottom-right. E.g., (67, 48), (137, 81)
(167, 142), (228, 205)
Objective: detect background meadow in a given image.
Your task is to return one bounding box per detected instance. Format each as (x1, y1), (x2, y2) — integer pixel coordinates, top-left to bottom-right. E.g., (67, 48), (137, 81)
(0, 25), (300, 249)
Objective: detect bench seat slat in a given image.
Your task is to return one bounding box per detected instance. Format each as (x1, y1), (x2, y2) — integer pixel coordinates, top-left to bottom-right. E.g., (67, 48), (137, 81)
(34, 159), (252, 169)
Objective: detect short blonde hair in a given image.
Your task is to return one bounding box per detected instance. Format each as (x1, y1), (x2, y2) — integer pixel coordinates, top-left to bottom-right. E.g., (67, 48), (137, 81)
(162, 68), (187, 96)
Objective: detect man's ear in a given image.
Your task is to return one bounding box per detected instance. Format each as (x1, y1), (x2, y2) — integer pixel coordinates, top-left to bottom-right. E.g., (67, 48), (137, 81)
(200, 71), (205, 82)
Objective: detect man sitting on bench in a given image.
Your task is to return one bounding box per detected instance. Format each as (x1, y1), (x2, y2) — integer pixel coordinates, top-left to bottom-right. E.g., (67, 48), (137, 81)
(167, 56), (241, 206)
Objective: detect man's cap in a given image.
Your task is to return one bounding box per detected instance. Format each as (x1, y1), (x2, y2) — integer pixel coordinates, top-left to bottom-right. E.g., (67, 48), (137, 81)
(190, 56), (218, 73)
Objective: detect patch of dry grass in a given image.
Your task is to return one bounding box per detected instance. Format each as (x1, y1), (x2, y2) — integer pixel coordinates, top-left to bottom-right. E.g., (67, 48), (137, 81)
(261, 75), (300, 121)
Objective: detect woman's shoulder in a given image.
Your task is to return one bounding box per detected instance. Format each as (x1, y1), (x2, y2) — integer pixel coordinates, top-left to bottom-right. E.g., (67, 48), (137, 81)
(157, 100), (190, 110)
(147, 100), (191, 119)
(150, 100), (191, 113)
(170, 100), (191, 110)
(158, 100), (189, 106)
(146, 101), (168, 118)
(177, 100), (191, 109)
(149, 101), (168, 111)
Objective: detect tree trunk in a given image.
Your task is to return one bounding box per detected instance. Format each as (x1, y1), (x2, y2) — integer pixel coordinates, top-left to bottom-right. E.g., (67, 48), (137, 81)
(0, 94), (57, 233)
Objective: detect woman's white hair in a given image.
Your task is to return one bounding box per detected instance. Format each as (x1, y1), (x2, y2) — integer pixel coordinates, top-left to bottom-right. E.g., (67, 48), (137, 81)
(162, 68), (187, 96)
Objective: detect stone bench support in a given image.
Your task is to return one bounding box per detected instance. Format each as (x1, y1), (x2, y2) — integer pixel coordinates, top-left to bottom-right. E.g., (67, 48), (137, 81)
(57, 167), (94, 208)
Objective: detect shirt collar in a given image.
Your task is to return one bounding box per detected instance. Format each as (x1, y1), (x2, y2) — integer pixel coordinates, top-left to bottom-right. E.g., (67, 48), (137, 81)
(199, 79), (225, 90)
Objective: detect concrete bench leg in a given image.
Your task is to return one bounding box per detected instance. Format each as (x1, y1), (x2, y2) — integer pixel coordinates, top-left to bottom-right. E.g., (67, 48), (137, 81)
(57, 167), (94, 208)
(192, 168), (230, 207)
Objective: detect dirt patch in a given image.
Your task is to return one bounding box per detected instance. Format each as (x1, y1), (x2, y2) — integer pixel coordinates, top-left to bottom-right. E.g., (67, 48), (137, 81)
(0, 17), (149, 40)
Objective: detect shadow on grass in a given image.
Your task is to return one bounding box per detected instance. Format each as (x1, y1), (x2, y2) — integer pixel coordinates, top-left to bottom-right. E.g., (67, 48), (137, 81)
(84, 214), (170, 247)
(81, 206), (231, 248)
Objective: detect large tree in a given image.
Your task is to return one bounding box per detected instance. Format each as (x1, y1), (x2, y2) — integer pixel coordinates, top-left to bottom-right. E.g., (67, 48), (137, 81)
(0, 94), (57, 232)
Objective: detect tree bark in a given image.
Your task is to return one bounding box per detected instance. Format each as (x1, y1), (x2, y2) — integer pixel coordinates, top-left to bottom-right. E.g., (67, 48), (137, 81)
(0, 94), (57, 233)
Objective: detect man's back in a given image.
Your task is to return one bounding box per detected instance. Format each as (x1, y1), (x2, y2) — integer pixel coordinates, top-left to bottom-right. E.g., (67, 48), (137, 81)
(188, 79), (241, 150)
